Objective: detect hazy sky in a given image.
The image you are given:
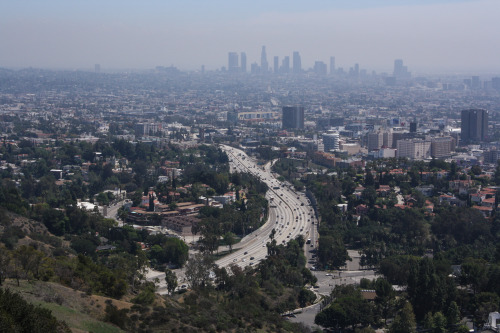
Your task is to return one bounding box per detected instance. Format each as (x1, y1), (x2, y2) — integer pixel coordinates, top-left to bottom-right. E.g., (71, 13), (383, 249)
(1, 0), (499, 74)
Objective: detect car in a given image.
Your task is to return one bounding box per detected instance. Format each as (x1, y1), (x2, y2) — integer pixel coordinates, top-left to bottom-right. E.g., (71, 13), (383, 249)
(244, 251), (248, 255)
(233, 258), (237, 262)
(250, 257), (254, 260)
(326, 273), (332, 276)
(242, 259), (246, 262)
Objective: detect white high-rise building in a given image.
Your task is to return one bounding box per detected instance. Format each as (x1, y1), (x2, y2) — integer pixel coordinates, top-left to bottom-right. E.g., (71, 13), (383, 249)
(323, 132), (340, 152)
(397, 139), (431, 159)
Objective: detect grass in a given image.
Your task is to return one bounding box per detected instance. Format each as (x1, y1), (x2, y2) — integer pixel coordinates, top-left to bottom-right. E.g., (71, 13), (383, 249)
(30, 299), (123, 333)
(2, 279), (124, 333)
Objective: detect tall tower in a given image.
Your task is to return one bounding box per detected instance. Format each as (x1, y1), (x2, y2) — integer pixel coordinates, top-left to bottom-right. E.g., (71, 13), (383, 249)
(282, 106), (304, 130)
(261, 46), (268, 73)
(228, 52), (239, 72)
(293, 51), (301, 74)
(274, 56), (279, 74)
(240, 52), (247, 73)
(94, 64), (101, 73)
(393, 59), (410, 79)
(394, 59), (403, 76)
(461, 109), (488, 145)
(281, 56), (290, 74)
(330, 57), (335, 75)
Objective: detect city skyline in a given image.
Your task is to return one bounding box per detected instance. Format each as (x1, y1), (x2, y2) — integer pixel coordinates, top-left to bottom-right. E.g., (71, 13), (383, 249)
(0, 0), (499, 74)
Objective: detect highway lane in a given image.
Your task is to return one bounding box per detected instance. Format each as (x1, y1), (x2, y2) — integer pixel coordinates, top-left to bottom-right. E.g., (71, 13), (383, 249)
(216, 145), (316, 269)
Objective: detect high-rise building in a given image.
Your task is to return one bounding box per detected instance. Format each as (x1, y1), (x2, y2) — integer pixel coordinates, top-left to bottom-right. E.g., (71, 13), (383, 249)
(314, 61), (327, 75)
(282, 106), (304, 130)
(293, 52), (301, 74)
(240, 52), (247, 73)
(393, 59), (411, 79)
(367, 132), (384, 151)
(281, 56), (290, 74)
(274, 56), (279, 74)
(261, 46), (268, 73)
(483, 148), (500, 164)
(461, 109), (488, 144)
(431, 137), (455, 158)
(397, 139), (431, 159)
(94, 64), (101, 73)
(323, 132), (340, 152)
(330, 57), (335, 74)
(228, 52), (239, 72)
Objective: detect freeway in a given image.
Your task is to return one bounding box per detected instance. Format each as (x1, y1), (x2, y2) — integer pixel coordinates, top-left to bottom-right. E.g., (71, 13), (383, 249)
(216, 145), (318, 269)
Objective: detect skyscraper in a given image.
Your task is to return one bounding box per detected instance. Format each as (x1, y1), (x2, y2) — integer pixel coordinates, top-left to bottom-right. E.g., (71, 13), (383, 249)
(240, 52), (247, 73)
(261, 46), (268, 73)
(293, 52), (301, 74)
(393, 59), (410, 79)
(323, 131), (340, 152)
(461, 109), (488, 144)
(228, 52), (239, 72)
(274, 56), (279, 74)
(94, 64), (101, 73)
(281, 56), (290, 74)
(314, 61), (327, 75)
(282, 106), (304, 130)
(330, 57), (335, 75)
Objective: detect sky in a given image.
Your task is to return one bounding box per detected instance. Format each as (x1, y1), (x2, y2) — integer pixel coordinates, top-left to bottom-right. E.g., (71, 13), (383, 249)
(1, 0), (499, 74)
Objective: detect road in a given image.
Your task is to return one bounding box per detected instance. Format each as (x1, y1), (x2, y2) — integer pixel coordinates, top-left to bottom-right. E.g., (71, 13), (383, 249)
(148, 145), (318, 294)
(216, 145), (317, 269)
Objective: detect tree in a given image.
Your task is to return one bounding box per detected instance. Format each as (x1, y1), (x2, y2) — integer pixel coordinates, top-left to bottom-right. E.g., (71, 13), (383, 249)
(223, 232), (237, 253)
(298, 288), (316, 307)
(318, 235), (350, 269)
(184, 253), (215, 289)
(390, 302), (417, 333)
(432, 312), (447, 333)
(0, 246), (10, 285)
(446, 301), (460, 327)
(164, 269), (178, 295)
(375, 277), (395, 325)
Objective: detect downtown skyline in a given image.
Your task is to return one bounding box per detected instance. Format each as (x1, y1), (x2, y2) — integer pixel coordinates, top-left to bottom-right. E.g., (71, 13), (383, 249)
(1, 0), (499, 74)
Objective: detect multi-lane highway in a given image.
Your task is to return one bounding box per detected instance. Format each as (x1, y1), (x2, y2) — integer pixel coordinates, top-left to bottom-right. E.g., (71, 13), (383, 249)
(216, 145), (318, 269)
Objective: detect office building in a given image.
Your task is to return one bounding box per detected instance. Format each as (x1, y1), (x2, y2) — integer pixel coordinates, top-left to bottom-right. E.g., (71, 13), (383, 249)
(431, 137), (455, 158)
(274, 56), (279, 74)
(282, 106), (304, 130)
(397, 139), (431, 159)
(240, 52), (247, 73)
(461, 109), (488, 144)
(484, 148), (500, 164)
(323, 132), (340, 152)
(94, 64), (101, 73)
(367, 132), (384, 151)
(393, 59), (411, 79)
(330, 57), (335, 74)
(281, 56), (290, 74)
(228, 52), (239, 72)
(314, 61), (327, 75)
(293, 52), (301, 74)
(261, 46), (268, 73)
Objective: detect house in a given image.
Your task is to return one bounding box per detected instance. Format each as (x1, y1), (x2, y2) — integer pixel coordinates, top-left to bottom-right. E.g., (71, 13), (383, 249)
(473, 205), (493, 218)
(376, 185), (391, 197)
(355, 204), (369, 216)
